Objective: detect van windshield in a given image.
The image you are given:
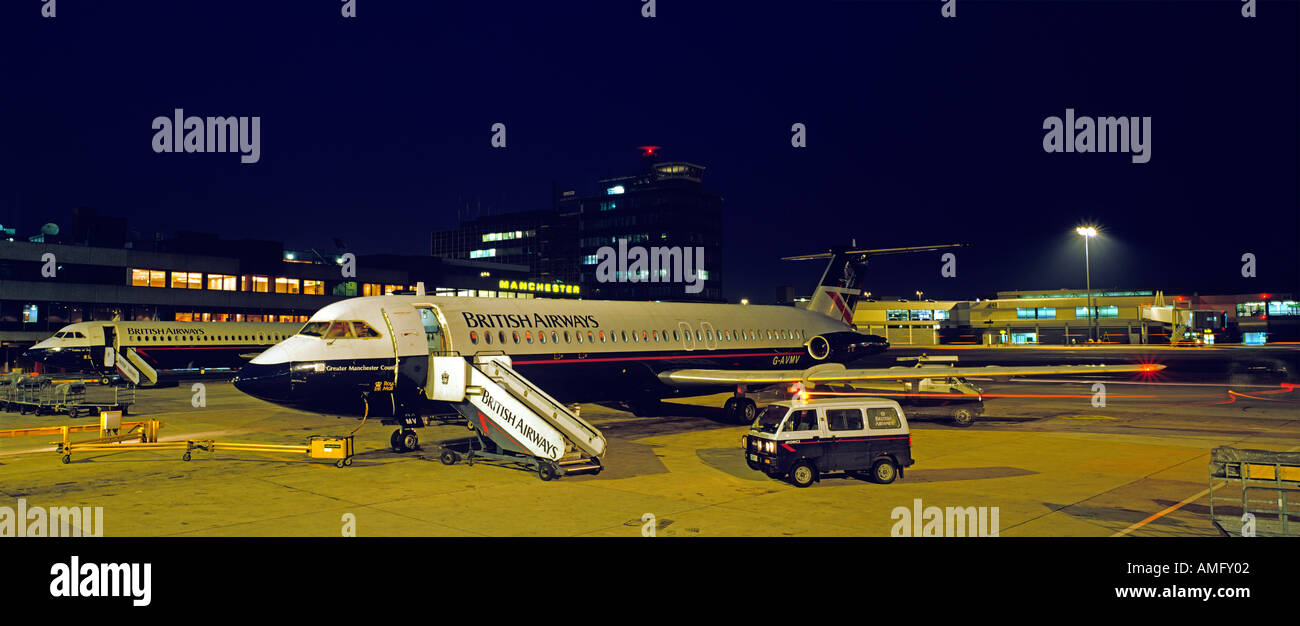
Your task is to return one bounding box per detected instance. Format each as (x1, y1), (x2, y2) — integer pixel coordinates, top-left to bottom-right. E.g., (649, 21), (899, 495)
(753, 405), (788, 434)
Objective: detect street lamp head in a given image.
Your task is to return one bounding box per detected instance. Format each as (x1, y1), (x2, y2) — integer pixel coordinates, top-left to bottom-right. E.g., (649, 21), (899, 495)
(1075, 226), (1098, 238)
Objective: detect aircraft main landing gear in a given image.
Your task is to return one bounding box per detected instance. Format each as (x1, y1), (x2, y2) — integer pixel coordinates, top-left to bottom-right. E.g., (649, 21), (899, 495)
(722, 396), (757, 424)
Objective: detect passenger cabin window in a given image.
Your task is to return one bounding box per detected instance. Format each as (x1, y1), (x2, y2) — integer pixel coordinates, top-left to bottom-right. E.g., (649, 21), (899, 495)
(866, 407), (902, 429)
(784, 410), (819, 433)
(826, 408), (865, 432)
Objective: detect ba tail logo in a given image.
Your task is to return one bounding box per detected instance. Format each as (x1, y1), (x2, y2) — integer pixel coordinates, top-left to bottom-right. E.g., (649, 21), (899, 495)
(827, 290), (855, 325)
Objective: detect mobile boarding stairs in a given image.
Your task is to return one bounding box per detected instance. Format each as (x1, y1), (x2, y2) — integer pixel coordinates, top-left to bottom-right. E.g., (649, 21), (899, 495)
(428, 354), (606, 481)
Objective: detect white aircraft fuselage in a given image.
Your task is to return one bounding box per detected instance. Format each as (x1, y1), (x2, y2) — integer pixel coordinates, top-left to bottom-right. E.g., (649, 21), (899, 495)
(231, 295), (889, 417)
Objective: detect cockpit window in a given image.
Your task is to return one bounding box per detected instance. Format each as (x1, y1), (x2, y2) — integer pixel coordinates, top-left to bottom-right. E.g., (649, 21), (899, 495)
(54, 332), (65, 338)
(352, 322), (382, 338)
(70, 332), (84, 338)
(301, 320), (381, 340)
(324, 321), (353, 339)
(299, 322), (330, 337)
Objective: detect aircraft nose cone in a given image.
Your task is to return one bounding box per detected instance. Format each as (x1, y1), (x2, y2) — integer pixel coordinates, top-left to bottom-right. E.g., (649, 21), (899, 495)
(233, 362), (291, 402)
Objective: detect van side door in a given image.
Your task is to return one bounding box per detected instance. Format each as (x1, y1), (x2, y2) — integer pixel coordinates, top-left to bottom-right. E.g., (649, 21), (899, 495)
(825, 407), (869, 470)
(782, 408), (826, 469)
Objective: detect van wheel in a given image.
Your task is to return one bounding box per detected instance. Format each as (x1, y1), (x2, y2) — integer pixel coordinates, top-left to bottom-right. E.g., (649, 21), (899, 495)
(872, 458), (899, 484)
(951, 407), (975, 427)
(788, 461), (817, 488)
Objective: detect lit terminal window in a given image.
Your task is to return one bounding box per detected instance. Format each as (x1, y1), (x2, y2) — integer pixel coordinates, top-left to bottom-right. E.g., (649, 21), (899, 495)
(1015, 307), (1057, 320)
(481, 231), (525, 243)
(170, 272), (203, 289)
(362, 283), (384, 297)
(275, 277), (301, 294)
(207, 274), (237, 291)
(303, 280), (324, 295)
(1236, 302), (1266, 317)
(131, 269), (166, 288)
(1075, 306), (1119, 319)
(242, 275), (270, 292)
(1267, 301), (1299, 316)
(606, 185), (625, 195)
(470, 248), (497, 259)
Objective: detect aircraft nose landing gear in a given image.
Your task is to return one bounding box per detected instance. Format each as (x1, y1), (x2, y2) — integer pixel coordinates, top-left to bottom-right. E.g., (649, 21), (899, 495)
(390, 428), (420, 453)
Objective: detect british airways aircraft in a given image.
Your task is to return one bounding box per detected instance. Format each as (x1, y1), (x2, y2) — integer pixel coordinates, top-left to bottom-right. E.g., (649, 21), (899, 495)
(24, 321), (302, 385)
(232, 245), (1161, 451)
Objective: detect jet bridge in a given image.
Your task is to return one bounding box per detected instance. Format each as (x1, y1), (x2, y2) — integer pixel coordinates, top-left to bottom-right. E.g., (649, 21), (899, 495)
(426, 354), (605, 481)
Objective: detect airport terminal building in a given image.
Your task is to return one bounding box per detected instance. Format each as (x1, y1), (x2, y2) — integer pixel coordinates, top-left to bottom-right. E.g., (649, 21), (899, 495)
(853, 289), (1299, 346)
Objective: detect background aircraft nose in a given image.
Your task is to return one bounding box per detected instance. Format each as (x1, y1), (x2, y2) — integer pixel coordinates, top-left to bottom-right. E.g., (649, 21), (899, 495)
(232, 363), (291, 401)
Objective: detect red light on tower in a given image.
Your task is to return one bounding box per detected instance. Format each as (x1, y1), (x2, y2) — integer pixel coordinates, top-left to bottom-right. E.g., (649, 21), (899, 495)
(638, 145), (660, 159)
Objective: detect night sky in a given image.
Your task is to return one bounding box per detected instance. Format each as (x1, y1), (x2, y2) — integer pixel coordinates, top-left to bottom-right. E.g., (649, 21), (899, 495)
(2, 1), (1296, 302)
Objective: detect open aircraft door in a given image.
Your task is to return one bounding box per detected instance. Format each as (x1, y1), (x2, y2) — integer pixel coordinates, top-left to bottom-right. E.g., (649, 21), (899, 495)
(102, 325), (116, 369)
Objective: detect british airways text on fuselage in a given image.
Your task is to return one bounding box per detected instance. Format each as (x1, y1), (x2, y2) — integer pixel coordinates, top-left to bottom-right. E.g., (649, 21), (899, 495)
(461, 312), (600, 329)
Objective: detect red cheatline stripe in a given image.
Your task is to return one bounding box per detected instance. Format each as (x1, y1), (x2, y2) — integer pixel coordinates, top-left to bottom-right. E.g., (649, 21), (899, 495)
(513, 351), (803, 365)
(787, 436), (909, 445)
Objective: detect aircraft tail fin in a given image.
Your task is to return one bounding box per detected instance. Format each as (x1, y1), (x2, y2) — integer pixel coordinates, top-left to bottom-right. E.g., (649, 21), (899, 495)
(784, 243), (967, 327)
(807, 250), (869, 326)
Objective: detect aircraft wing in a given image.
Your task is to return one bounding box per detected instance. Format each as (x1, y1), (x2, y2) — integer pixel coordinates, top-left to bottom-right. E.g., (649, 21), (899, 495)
(657, 362), (1163, 387)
